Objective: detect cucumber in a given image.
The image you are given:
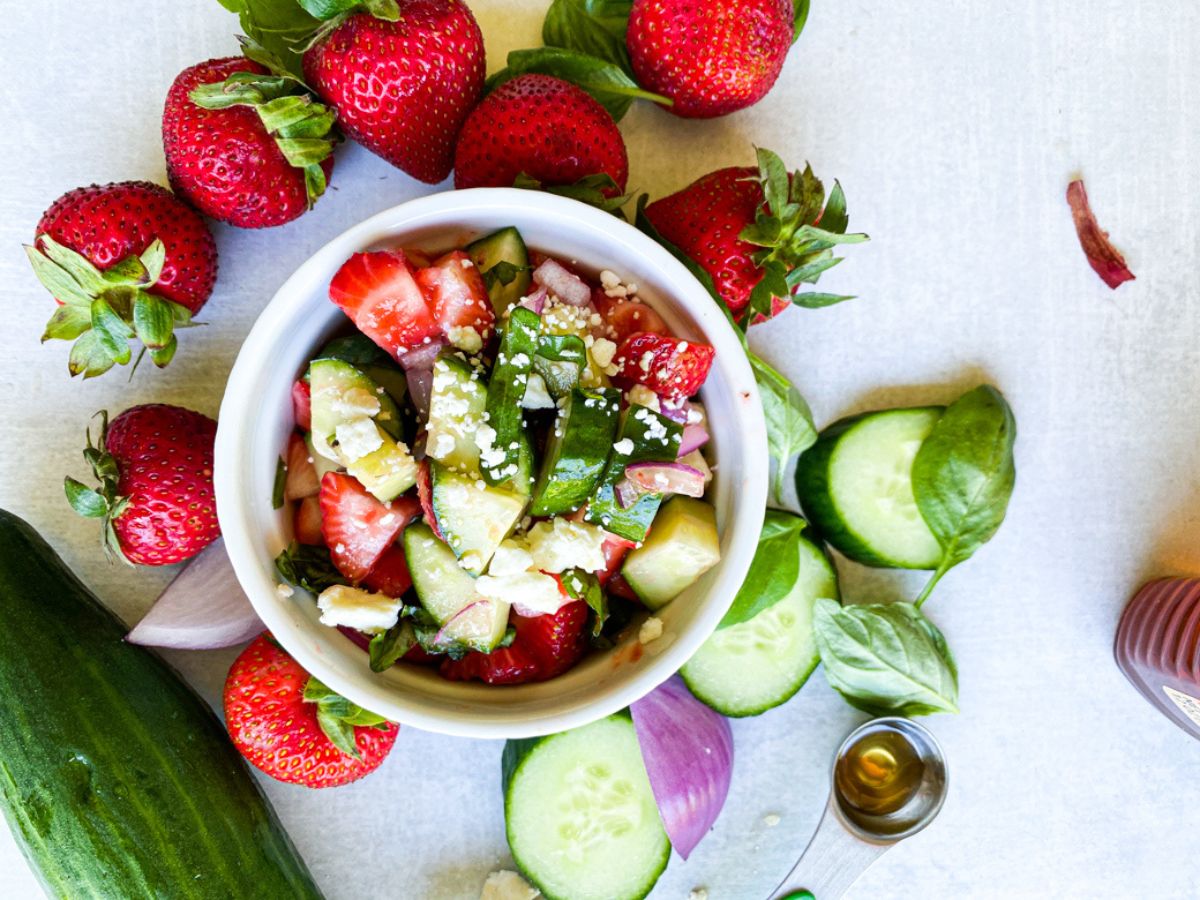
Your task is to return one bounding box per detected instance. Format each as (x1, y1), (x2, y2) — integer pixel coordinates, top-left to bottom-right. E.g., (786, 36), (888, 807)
(0, 510), (321, 898)
(681, 531), (839, 717)
(483, 308), (541, 486)
(304, 432), (342, 481)
(429, 464), (526, 575)
(467, 227), (531, 314)
(530, 387), (621, 517)
(585, 407), (683, 543)
(621, 497), (720, 610)
(503, 713), (670, 900)
(426, 353), (488, 477)
(309, 357), (405, 448)
(533, 334), (587, 399)
(795, 407), (944, 569)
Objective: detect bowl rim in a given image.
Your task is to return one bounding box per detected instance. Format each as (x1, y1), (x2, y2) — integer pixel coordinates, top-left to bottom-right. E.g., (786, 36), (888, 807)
(215, 188), (767, 739)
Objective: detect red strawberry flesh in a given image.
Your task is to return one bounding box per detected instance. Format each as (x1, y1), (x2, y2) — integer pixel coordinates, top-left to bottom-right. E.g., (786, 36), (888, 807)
(329, 250), (441, 361)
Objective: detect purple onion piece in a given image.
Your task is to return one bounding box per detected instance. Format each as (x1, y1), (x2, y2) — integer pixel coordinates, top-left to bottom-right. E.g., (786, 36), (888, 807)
(658, 398), (689, 424)
(519, 286), (548, 314)
(625, 462), (706, 498)
(533, 258), (592, 306)
(338, 625), (372, 652)
(678, 421), (710, 456)
(126, 538), (264, 649)
(407, 368), (433, 419)
(614, 477), (642, 509)
(631, 675), (734, 860)
(397, 338), (445, 371)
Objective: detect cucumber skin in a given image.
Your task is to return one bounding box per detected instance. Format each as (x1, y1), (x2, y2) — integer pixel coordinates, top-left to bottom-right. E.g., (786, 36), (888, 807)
(0, 510), (322, 900)
(794, 408), (943, 569)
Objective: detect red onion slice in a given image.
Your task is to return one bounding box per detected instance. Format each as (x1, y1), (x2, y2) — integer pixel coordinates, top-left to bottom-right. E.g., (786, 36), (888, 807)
(1066, 179), (1135, 290)
(625, 462), (706, 498)
(397, 338), (446, 371)
(126, 538), (264, 649)
(614, 477), (641, 509)
(678, 422), (710, 457)
(631, 675), (734, 860)
(519, 286), (548, 314)
(658, 398), (689, 424)
(533, 258), (592, 306)
(407, 368), (433, 419)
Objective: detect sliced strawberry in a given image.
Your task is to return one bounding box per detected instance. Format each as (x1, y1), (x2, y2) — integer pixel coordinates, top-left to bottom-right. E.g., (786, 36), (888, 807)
(285, 432), (320, 501)
(328, 250), (440, 360)
(292, 379), (312, 431)
(612, 332), (715, 401)
(294, 495), (324, 546)
(415, 460), (445, 541)
(515, 600), (589, 679)
(595, 292), (670, 344)
(415, 250), (495, 347)
(607, 573), (639, 602)
(362, 543), (413, 598)
(319, 472), (412, 582)
(596, 532), (635, 586)
(403, 644), (440, 665)
(439, 644), (541, 685)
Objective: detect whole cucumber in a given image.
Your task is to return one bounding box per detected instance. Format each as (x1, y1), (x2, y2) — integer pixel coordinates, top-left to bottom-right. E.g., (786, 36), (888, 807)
(0, 508), (323, 899)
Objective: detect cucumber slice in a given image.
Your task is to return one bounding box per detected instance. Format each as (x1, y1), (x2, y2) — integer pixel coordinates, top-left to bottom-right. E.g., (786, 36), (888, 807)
(512, 427), (535, 499)
(429, 463), (526, 575)
(343, 426), (418, 503)
(483, 307), (541, 486)
(531, 387), (621, 517)
(426, 353), (488, 477)
(467, 227), (531, 314)
(621, 497), (720, 610)
(364, 364), (407, 406)
(313, 333), (391, 368)
(585, 407), (683, 543)
(533, 334), (588, 399)
(681, 532), (839, 717)
(795, 407), (944, 569)
(304, 433), (342, 481)
(503, 713), (670, 900)
(404, 523), (508, 651)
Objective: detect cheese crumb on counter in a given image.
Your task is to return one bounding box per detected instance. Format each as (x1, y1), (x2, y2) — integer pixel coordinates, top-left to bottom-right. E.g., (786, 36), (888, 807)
(763, 813), (781, 827)
(687, 890), (709, 900)
(480, 870), (540, 900)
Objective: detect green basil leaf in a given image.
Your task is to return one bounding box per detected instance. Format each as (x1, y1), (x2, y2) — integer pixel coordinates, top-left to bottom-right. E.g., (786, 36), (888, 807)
(368, 621), (416, 672)
(543, 0), (634, 74)
(275, 542), (348, 593)
(489, 47), (669, 122)
(793, 0), (810, 43)
(791, 291), (856, 309)
(813, 599), (959, 716)
(564, 569), (608, 637)
(64, 477), (108, 518)
(272, 455), (287, 510)
(912, 385), (1017, 574)
(719, 511), (806, 627)
(215, 0), (323, 77)
(749, 352), (817, 502)
(315, 333), (392, 367)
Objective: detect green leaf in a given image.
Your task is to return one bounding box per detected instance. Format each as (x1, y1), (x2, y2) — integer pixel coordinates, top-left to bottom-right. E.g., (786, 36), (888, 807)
(275, 543), (349, 593)
(718, 511), (806, 627)
(132, 292), (174, 349)
(215, 0), (323, 77)
(101, 254), (151, 287)
(818, 181), (849, 235)
(911, 386), (1017, 599)
(25, 244), (95, 307)
(564, 570), (608, 637)
(792, 292), (856, 308)
(746, 259), (789, 321)
(543, 0), (634, 75)
(64, 477), (108, 518)
(272, 455), (287, 510)
(90, 297), (133, 364)
(35, 236), (108, 296)
(41, 304), (92, 342)
(139, 240), (167, 284)
(316, 707), (362, 758)
(316, 334), (392, 367)
(813, 599), (959, 716)
(68, 331), (116, 379)
(793, 0), (810, 43)
(749, 352), (817, 502)
(369, 621), (417, 672)
(490, 47), (670, 122)
(514, 171), (631, 215)
(148, 335), (178, 369)
(756, 147), (791, 218)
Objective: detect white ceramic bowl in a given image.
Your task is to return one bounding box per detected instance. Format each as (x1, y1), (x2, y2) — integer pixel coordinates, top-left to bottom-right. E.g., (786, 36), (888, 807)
(215, 189), (767, 739)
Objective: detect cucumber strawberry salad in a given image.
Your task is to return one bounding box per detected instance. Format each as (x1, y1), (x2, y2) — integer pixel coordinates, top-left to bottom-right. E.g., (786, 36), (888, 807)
(274, 226), (723, 684)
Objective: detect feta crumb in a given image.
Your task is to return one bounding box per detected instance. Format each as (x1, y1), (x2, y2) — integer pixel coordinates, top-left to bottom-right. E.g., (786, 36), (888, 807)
(317, 585), (402, 631)
(525, 518), (607, 573)
(488, 540), (535, 577)
(459, 551), (483, 571)
(613, 438), (634, 456)
(590, 337), (617, 368)
(275, 582), (294, 599)
(460, 257), (474, 268)
(330, 386), (381, 419)
(480, 870), (540, 900)
(334, 418), (383, 462)
(763, 813), (781, 827)
(688, 890), (708, 900)
(638, 616), (664, 645)
(599, 270), (621, 288)
(638, 350), (655, 373)
(447, 325), (483, 353)
(627, 384), (661, 412)
(521, 373), (555, 410)
(476, 571), (566, 615)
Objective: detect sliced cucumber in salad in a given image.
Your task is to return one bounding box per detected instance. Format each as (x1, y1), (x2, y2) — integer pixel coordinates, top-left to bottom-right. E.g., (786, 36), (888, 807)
(503, 712), (670, 900)
(795, 407), (944, 569)
(622, 496), (720, 610)
(682, 530), (839, 717)
(483, 307), (541, 487)
(426, 353), (488, 476)
(530, 386), (621, 517)
(533, 334), (588, 399)
(467, 226), (531, 314)
(429, 463), (526, 575)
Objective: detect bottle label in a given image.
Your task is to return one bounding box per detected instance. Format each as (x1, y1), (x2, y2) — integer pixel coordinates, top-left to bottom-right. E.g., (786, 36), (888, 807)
(1162, 685), (1200, 727)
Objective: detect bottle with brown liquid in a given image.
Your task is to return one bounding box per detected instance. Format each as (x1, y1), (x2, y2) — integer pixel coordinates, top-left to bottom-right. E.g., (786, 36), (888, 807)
(1114, 577), (1200, 740)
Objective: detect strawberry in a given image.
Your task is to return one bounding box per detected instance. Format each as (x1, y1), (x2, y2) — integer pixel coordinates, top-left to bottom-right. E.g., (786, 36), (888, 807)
(612, 332), (714, 402)
(27, 181), (217, 377)
(440, 600), (589, 685)
(225, 634), (397, 788)
(162, 57), (337, 228)
(320, 473), (419, 582)
(594, 293), (669, 344)
(64, 405), (219, 565)
(627, 0), (794, 119)
(414, 250), (495, 348)
(454, 75), (628, 199)
(295, 495), (325, 545)
(292, 379), (312, 431)
(362, 543), (413, 597)
(596, 532), (636, 587)
(644, 149), (867, 323)
(302, 0), (485, 184)
(329, 250), (441, 360)
(285, 432), (320, 500)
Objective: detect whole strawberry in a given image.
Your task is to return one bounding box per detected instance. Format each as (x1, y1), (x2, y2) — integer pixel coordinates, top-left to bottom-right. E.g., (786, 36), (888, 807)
(64, 405), (220, 566)
(162, 56), (337, 228)
(627, 0), (794, 118)
(643, 149), (867, 323)
(26, 181), (216, 377)
(454, 74), (629, 198)
(303, 0), (485, 184)
(225, 634), (398, 788)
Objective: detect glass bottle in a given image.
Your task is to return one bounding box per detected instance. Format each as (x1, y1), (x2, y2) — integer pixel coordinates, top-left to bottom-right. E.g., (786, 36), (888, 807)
(1114, 577), (1200, 740)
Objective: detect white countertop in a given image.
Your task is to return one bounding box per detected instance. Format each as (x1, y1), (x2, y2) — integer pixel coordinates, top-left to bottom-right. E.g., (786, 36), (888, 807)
(2, 1), (1199, 897)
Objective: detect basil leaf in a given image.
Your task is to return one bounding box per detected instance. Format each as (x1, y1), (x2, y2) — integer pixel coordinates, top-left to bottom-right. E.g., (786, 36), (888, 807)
(564, 569), (608, 637)
(275, 542), (348, 593)
(719, 511), (806, 627)
(315, 333), (392, 367)
(793, 0), (810, 43)
(543, 0), (634, 74)
(813, 599), (959, 716)
(488, 47), (669, 122)
(368, 621), (416, 672)
(749, 352), (818, 502)
(215, 0), (322, 77)
(911, 385), (1016, 596)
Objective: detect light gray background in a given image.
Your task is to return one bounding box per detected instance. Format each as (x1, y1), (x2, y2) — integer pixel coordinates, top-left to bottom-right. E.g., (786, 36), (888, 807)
(2, 1), (1198, 897)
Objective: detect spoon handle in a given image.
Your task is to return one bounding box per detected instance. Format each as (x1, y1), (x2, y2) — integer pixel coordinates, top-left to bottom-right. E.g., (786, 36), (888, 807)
(771, 801), (888, 900)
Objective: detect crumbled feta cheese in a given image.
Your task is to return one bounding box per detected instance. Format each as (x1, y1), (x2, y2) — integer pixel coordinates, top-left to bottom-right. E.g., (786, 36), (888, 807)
(459, 551), (483, 572)
(480, 870), (540, 900)
(334, 417), (383, 462)
(590, 337), (617, 368)
(613, 438), (634, 456)
(488, 540), (535, 577)
(525, 518), (607, 573)
(763, 813), (782, 827)
(599, 270), (621, 289)
(429, 430), (457, 461)
(317, 585), (402, 631)
(626, 384), (661, 412)
(521, 373), (555, 409)
(638, 350), (655, 373)
(460, 257), (474, 269)
(686, 403), (706, 425)
(331, 386), (381, 419)
(687, 890), (708, 900)
(447, 325), (483, 353)
(275, 582), (294, 599)
(639, 616), (664, 645)
(476, 571), (566, 615)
